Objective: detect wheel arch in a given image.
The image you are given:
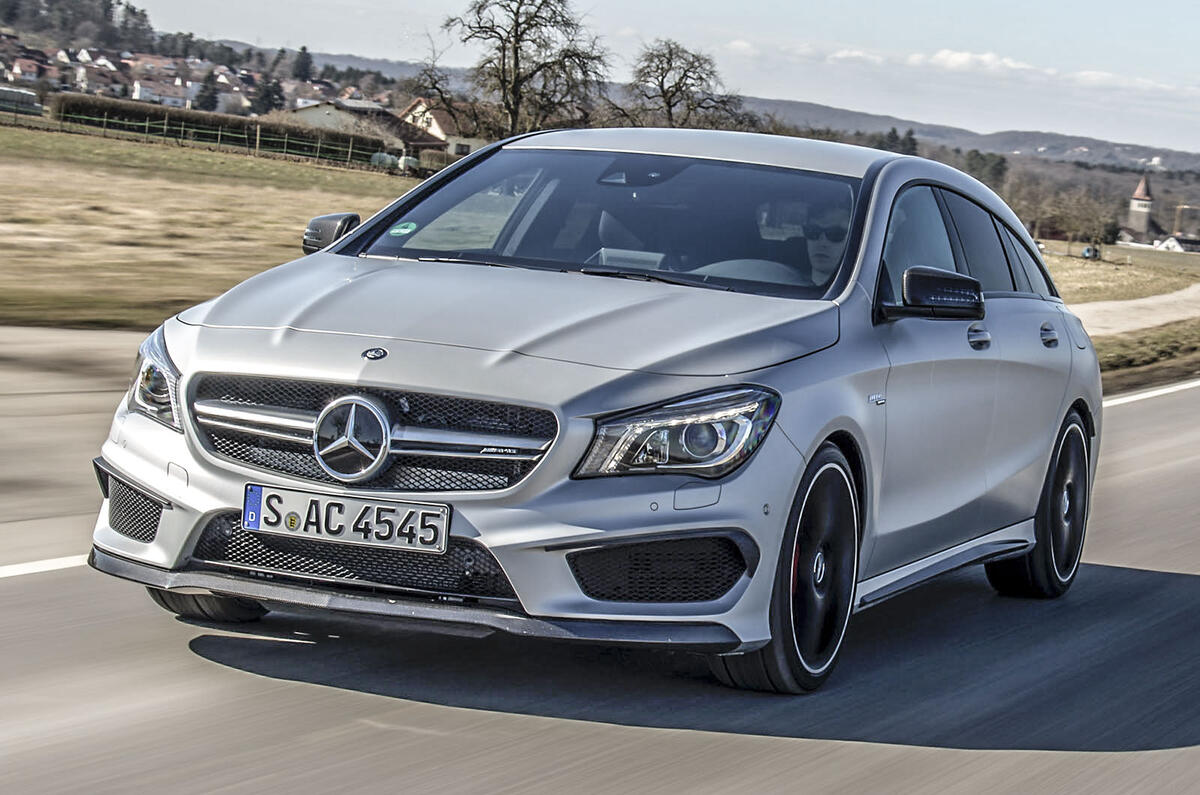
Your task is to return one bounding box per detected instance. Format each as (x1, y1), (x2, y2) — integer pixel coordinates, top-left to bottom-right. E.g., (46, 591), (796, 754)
(1068, 397), (1095, 443)
(822, 429), (867, 546)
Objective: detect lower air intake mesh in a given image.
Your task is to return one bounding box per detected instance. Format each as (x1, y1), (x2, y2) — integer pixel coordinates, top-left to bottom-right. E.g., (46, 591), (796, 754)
(107, 478), (162, 543)
(567, 536), (747, 603)
(192, 513), (518, 602)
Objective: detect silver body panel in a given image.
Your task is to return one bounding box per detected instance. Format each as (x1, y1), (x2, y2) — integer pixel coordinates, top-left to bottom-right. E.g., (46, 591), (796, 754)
(91, 129), (1102, 648)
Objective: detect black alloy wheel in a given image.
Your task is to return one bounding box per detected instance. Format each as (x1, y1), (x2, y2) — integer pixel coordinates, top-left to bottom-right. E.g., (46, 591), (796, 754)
(987, 410), (1090, 598)
(709, 442), (859, 693)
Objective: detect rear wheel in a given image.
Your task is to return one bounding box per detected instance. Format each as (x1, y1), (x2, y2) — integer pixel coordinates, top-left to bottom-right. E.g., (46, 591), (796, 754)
(986, 411), (1090, 598)
(146, 587), (267, 623)
(708, 443), (859, 693)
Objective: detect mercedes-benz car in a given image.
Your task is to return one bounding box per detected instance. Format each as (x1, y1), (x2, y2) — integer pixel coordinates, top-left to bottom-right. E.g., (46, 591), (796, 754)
(89, 128), (1100, 693)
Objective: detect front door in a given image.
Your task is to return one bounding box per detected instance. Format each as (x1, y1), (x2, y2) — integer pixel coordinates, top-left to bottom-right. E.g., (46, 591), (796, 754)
(867, 186), (999, 577)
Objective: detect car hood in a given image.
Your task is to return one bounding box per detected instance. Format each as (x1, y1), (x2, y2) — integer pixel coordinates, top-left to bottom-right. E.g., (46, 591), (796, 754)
(177, 253), (839, 376)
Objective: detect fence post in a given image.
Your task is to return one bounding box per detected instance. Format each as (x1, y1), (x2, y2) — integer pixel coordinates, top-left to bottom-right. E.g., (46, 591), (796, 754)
(101, 111), (108, 137)
(315, 135), (321, 161)
(216, 125), (222, 149)
(283, 131), (289, 156)
(255, 124), (261, 156)
(347, 136), (354, 163)
(143, 117), (149, 143)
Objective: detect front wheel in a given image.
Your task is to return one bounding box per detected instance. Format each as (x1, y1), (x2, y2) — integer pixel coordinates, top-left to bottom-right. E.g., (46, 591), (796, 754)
(986, 411), (1091, 598)
(708, 442), (859, 693)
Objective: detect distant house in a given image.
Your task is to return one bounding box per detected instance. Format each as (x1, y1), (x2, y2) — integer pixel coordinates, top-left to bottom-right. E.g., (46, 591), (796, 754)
(398, 97), (492, 156)
(10, 57), (42, 82)
(289, 98), (447, 156)
(74, 64), (123, 95)
(1156, 236), (1200, 254)
(132, 79), (186, 107)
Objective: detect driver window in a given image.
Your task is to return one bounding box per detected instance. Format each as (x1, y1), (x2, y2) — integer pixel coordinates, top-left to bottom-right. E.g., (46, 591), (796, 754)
(880, 186), (957, 304)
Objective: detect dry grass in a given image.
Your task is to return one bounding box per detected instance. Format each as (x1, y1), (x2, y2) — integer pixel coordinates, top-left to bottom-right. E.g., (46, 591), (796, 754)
(0, 125), (414, 329)
(1039, 240), (1200, 304)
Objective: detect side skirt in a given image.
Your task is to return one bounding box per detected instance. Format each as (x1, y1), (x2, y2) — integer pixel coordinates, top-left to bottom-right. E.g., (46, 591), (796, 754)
(853, 518), (1035, 612)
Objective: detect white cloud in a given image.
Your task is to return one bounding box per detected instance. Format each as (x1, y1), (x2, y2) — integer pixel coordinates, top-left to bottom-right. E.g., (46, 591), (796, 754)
(913, 49), (1047, 74)
(615, 26), (639, 38)
(1069, 69), (1176, 92)
(722, 39), (760, 57)
(826, 48), (883, 65)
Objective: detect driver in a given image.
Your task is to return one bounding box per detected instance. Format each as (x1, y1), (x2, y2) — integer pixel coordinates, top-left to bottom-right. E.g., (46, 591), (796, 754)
(805, 205), (850, 286)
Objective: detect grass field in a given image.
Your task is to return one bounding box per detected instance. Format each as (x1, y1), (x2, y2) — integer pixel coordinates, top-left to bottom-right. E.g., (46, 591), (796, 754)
(1093, 317), (1200, 393)
(0, 125), (414, 328)
(1043, 252), (1198, 304)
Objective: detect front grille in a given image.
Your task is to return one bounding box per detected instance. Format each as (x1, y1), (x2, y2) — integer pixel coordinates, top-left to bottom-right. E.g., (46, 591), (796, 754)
(107, 478), (162, 543)
(192, 513), (518, 602)
(568, 536), (747, 603)
(190, 374), (557, 492)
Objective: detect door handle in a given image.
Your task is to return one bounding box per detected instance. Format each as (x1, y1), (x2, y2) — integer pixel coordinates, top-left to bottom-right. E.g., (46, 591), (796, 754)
(967, 323), (991, 350)
(1040, 322), (1059, 348)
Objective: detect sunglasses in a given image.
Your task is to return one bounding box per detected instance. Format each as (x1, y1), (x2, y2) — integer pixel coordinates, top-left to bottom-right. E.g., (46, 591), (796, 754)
(805, 223), (848, 243)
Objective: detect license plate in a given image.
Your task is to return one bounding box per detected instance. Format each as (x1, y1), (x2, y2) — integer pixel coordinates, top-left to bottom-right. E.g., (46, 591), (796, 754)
(241, 484), (450, 554)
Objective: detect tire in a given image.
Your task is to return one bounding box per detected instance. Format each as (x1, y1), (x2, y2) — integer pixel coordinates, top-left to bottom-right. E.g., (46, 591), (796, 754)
(146, 587), (267, 623)
(707, 442), (859, 693)
(986, 410), (1090, 599)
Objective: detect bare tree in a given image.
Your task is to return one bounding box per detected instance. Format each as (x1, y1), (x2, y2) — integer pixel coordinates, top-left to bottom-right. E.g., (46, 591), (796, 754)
(1003, 169), (1059, 240)
(1057, 187), (1116, 255)
(444, 0), (609, 136)
(411, 36), (501, 139)
(619, 39), (753, 129)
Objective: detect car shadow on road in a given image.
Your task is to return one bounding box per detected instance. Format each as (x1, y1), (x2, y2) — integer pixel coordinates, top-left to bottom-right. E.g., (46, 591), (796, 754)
(187, 562), (1200, 752)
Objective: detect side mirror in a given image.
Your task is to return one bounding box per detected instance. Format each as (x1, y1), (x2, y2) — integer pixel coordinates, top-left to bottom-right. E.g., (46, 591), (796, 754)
(880, 266), (984, 321)
(302, 212), (361, 254)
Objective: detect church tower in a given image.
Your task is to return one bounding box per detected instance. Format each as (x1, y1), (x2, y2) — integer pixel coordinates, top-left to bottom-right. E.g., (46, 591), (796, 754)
(1129, 175), (1153, 236)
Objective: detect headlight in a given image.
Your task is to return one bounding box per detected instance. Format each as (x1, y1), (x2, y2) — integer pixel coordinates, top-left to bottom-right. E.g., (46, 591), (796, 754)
(127, 325), (182, 431)
(575, 387), (780, 479)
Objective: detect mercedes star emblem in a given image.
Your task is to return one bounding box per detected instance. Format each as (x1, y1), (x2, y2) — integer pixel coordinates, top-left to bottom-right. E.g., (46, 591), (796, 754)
(312, 395), (391, 482)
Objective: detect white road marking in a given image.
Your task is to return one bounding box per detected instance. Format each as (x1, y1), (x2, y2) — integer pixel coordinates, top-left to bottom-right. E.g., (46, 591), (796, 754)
(0, 554), (88, 579)
(1103, 378), (1200, 408)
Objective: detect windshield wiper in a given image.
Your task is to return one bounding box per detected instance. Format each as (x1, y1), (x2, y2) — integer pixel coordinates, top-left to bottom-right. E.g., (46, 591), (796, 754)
(417, 256), (517, 268)
(579, 267), (732, 291)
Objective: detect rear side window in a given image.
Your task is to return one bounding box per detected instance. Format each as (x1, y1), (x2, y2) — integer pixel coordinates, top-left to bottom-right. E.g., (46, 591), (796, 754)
(997, 224), (1033, 293)
(940, 191), (1015, 292)
(879, 186), (957, 304)
(1001, 226), (1055, 298)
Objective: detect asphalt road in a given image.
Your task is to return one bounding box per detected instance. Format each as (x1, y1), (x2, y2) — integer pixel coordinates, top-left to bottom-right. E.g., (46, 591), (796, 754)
(2, 327), (1199, 793)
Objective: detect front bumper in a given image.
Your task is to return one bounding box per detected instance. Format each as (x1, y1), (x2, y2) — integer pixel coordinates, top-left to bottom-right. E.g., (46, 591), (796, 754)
(94, 374), (807, 649)
(89, 546), (743, 651)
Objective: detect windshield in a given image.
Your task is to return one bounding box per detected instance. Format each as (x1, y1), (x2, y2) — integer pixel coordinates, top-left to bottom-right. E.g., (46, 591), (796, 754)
(361, 148), (861, 298)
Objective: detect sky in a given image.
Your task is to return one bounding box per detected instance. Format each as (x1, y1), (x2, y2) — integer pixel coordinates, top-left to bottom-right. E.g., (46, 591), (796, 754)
(133, 0), (1200, 152)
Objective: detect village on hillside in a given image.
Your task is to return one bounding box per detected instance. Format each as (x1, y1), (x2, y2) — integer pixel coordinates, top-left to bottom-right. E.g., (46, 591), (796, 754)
(0, 31), (486, 162)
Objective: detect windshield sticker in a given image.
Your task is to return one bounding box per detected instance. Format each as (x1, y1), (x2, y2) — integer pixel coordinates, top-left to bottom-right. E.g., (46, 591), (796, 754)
(389, 221), (418, 236)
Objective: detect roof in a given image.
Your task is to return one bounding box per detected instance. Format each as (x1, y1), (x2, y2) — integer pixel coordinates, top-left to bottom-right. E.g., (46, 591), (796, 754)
(335, 98), (384, 112)
(504, 128), (893, 178)
(1132, 175), (1153, 201)
(400, 97), (482, 138)
(290, 101), (447, 149)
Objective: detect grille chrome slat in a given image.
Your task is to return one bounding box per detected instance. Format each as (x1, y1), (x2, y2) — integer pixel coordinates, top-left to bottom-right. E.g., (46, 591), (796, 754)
(190, 375), (558, 491)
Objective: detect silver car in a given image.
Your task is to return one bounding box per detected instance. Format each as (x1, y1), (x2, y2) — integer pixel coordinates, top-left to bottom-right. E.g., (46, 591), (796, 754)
(90, 128), (1100, 693)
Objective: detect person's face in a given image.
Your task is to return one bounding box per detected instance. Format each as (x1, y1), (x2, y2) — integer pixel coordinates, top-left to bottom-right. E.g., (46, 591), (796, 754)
(805, 209), (849, 277)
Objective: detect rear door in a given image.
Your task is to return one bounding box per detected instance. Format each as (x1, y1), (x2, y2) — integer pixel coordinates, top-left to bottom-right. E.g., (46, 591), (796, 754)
(939, 190), (1071, 531)
(868, 186), (1000, 577)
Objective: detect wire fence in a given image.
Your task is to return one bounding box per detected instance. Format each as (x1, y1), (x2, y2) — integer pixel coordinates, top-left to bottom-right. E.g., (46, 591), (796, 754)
(0, 105), (407, 171)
